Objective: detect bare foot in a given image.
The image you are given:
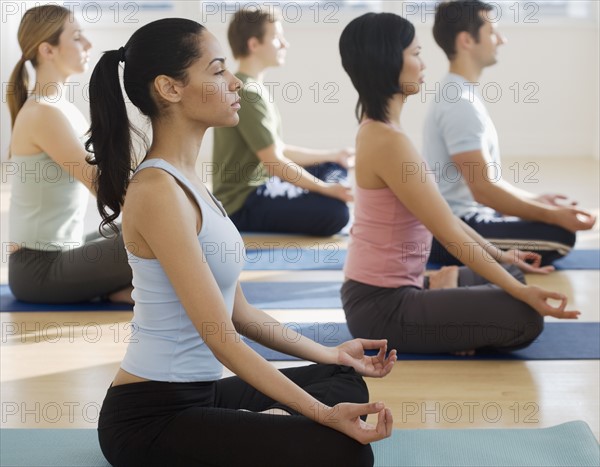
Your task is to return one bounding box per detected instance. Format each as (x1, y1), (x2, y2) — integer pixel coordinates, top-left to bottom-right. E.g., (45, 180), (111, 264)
(108, 286), (134, 304)
(429, 266), (459, 289)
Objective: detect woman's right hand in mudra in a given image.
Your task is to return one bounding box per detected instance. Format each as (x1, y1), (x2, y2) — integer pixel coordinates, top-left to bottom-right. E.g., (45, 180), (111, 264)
(323, 402), (393, 445)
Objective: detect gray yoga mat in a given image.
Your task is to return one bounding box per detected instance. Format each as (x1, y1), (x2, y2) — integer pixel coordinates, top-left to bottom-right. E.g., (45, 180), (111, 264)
(1, 421), (598, 466)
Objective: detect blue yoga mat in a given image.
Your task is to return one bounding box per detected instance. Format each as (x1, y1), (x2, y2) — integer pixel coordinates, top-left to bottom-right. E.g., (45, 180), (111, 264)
(242, 249), (600, 270)
(243, 248), (346, 270)
(554, 249), (600, 270)
(1, 422), (598, 466)
(0, 282), (339, 312)
(0, 285), (133, 312)
(243, 322), (600, 360)
(0, 282), (338, 312)
(240, 281), (342, 309)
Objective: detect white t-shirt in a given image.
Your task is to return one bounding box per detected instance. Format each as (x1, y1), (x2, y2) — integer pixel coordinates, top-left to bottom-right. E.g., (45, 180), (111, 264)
(423, 73), (500, 218)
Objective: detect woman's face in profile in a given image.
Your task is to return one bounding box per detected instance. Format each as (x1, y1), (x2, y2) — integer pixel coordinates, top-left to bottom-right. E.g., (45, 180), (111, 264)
(398, 36), (426, 96)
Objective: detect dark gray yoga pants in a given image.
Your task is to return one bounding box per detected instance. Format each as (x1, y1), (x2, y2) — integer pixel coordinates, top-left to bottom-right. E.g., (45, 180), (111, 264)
(8, 229), (132, 303)
(341, 265), (543, 353)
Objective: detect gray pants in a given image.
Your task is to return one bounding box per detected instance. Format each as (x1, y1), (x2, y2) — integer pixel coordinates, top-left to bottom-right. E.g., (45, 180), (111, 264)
(8, 230), (132, 303)
(341, 265), (543, 354)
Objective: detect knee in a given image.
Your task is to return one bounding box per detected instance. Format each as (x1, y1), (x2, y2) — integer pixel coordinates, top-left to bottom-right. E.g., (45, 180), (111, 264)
(339, 444), (374, 467)
(333, 365), (369, 404)
(506, 307), (544, 351)
(317, 203), (350, 236)
(521, 311), (544, 344)
(556, 227), (577, 249)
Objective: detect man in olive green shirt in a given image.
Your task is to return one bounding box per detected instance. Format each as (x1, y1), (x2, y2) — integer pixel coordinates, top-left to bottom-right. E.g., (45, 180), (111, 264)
(213, 8), (353, 236)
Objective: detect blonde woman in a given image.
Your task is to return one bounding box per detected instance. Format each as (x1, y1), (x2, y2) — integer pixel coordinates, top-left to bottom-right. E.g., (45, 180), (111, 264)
(6, 5), (132, 304)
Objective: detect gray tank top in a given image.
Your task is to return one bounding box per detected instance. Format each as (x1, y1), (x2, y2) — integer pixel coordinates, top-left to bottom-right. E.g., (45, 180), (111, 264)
(9, 152), (89, 251)
(121, 158), (245, 382)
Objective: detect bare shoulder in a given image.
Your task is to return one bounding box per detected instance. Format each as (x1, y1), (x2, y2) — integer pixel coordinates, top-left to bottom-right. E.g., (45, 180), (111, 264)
(358, 122), (420, 166)
(15, 101), (74, 144)
(17, 99), (69, 127)
(123, 166), (204, 260)
(125, 168), (191, 216)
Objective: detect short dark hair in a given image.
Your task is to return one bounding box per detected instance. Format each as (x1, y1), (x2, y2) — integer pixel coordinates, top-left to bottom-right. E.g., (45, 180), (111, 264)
(228, 8), (280, 59)
(433, 0), (495, 60)
(339, 13), (415, 123)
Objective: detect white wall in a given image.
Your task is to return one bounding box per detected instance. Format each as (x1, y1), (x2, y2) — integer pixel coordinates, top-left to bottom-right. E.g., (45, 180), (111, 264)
(1, 1), (598, 165)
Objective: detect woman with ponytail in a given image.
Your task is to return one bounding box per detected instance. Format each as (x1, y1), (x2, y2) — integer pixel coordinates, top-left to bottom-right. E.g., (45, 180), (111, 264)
(90, 18), (395, 467)
(6, 5), (133, 304)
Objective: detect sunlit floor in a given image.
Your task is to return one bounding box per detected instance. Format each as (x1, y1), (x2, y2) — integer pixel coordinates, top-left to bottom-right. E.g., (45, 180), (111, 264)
(1, 157), (598, 440)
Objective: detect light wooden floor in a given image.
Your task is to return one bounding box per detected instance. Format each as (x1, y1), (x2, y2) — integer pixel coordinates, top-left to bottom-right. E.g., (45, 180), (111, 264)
(1, 157), (599, 441)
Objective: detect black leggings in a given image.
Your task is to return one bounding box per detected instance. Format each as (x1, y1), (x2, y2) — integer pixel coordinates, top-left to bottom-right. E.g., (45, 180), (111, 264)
(429, 211), (576, 266)
(341, 265), (544, 354)
(98, 364), (374, 467)
(230, 163), (350, 237)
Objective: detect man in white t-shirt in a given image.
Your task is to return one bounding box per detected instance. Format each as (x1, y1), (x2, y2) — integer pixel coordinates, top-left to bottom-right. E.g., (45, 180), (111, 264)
(423, 0), (596, 265)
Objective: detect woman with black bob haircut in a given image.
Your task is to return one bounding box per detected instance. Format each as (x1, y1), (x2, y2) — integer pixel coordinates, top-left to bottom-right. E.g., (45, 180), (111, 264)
(338, 13), (579, 356)
(89, 18), (396, 467)
(339, 12), (416, 123)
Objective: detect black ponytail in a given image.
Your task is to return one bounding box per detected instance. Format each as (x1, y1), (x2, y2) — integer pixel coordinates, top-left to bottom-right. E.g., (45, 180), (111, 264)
(86, 49), (135, 235)
(86, 18), (205, 235)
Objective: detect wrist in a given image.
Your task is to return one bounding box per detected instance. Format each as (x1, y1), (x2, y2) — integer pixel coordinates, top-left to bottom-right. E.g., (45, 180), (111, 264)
(498, 250), (515, 264)
(316, 404), (337, 427)
(507, 283), (529, 301)
(312, 180), (328, 195)
(540, 205), (559, 224)
(324, 345), (341, 365)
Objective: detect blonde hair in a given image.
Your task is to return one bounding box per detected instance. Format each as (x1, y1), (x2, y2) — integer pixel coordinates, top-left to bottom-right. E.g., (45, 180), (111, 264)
(6, 5), (71, 127)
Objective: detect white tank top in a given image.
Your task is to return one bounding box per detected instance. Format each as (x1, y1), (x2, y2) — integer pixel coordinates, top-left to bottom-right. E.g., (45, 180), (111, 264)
(121, 159), (245, 382)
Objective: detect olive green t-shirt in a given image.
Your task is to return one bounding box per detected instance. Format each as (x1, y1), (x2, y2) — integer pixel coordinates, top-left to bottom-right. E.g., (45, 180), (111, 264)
(212, 72), (283, 215)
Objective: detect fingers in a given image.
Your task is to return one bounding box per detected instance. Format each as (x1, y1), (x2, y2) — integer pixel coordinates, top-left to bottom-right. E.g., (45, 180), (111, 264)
(527, 264), (554, 275)
(544, 291), (567, 309)
(527, 252), (542, 267)
(352, 402), (386, 418)
(574, 207), (593, 217)
(537, 290), (569, 316)
(547, 308), (581, 319)
(387, 349), (398, 363)
(572, 210), (596, 229)
(358, 338), (389, 352)
(375, 408), (393, 440)
(379, 350), (397, 376)
(536, 265), (555, 274)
